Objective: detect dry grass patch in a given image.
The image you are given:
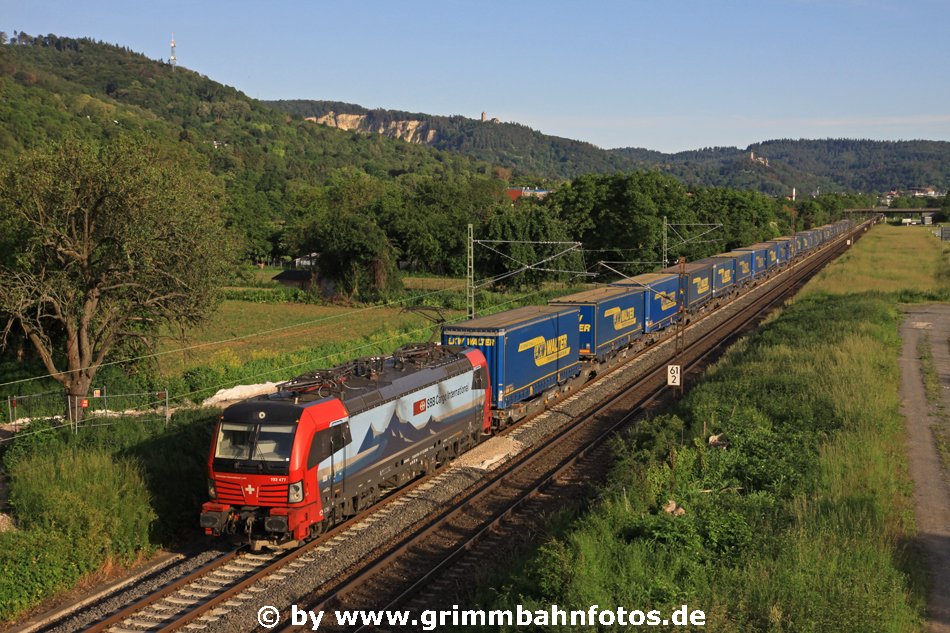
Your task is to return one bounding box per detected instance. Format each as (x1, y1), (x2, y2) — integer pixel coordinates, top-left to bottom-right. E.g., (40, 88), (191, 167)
(156, 301), (448, 374)
(804, 225), (948, 296)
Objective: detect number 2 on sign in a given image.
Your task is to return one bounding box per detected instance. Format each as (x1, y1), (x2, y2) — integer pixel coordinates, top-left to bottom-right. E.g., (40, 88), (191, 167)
(667, 364), (681, 386)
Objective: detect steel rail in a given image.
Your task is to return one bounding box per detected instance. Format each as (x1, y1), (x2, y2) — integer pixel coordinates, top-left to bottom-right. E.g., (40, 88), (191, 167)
(282, 225), (867, 632)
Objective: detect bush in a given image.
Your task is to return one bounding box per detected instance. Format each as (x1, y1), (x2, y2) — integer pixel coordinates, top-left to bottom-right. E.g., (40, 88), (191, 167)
(0, 530), (91, 621)
(10, 447), (155, 562)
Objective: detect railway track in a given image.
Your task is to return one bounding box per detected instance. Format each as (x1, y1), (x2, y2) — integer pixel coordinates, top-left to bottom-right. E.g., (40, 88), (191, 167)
(269, 226), (866, 632)
(57, 225), (865, 633)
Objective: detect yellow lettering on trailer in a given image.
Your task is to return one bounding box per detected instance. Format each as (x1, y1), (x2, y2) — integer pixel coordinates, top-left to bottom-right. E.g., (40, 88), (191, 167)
(659, 292), (677, 311)
(604, 306), (637, 331)
(693, 276), (710, 295)
(518, 335), (571, 367)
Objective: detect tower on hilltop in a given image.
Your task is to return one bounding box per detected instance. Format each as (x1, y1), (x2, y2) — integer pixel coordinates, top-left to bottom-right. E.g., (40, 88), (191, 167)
(170, 33), (176, 71)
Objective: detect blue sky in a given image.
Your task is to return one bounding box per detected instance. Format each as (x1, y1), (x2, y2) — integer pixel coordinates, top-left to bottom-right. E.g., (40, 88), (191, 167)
(4, 0), (949, 152)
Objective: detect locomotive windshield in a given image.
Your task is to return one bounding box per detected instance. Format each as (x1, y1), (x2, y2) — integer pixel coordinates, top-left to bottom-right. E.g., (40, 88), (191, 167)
(215, 423), (296, 463)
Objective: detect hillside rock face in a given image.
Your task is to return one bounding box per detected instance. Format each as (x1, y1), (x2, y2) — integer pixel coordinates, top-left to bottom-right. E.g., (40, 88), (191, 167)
(306, 112), (438, 145)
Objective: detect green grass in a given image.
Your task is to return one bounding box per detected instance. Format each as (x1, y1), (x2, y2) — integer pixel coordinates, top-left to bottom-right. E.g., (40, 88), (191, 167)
(155, 300), (440, 375)
(933, 425), (950, 477)
(804, 225), (950, 296)
(918, 334), (944, 411)
(0, 409), (216, 621)
(474, 294), (923, 632)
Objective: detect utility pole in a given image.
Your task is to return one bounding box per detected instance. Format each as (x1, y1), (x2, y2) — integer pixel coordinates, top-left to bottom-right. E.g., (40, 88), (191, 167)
(467, 223), (475, 320)
(673, 256), (687, 398)
(663, 215), (668, 267)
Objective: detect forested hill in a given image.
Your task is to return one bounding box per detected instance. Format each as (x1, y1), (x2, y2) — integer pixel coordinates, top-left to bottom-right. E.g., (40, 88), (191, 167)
(0, 35), (503, 262)
(270, 99), (950, 194)
(270, 99), (640, 179)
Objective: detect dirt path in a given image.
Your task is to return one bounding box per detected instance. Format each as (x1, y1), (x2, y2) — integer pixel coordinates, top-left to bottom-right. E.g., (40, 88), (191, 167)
(900, 305), (950, 633)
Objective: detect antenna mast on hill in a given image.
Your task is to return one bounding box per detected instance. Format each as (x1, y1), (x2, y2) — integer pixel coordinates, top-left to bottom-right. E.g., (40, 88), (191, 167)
(170, 33), (176, 71)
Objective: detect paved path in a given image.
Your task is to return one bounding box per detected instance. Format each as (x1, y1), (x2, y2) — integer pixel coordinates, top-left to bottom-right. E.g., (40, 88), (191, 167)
(900, 305), (950, 633)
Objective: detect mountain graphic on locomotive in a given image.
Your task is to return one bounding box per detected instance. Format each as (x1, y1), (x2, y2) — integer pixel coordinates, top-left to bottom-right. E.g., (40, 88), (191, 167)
(201, 218), (858, 550)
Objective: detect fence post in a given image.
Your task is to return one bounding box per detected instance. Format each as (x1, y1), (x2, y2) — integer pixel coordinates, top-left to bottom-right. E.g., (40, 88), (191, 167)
(165, 389), (170, 428)
(7, 396), (13, 433)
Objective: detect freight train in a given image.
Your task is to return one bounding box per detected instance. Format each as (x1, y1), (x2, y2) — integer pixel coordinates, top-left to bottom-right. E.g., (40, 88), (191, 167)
(201, 219), (860, 548)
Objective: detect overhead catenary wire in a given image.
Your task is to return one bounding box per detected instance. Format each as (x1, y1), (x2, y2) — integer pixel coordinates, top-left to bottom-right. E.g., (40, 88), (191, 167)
(0, 282), (471, 390)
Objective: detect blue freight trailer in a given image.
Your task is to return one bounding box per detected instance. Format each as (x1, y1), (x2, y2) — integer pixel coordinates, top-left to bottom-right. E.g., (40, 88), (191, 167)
(713, 251), (754, 286)
(730, 248), (767, 280)
(736, 242), (780, 272)
(611, 273), (680, 333)
(549, 286), (645, 361)
(662, 261), (714, 311)
(795, 230), (817, 253)
(769, 237), (796, 264)
(441, 305), (581, 412)
(695, 257), (736, 298)
(792, 233), (808, 254)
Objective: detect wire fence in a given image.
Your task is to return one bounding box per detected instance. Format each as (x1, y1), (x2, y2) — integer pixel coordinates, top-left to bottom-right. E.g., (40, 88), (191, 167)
(2, 388), (171, 438)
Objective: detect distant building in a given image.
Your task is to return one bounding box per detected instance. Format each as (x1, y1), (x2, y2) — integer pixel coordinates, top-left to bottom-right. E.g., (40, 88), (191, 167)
(272, 269), (316, 290)
(505, 187), (550, 202)
(908, 186), (939, 198)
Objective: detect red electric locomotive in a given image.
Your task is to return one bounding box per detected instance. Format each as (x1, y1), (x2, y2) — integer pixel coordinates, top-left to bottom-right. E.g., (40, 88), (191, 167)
(200, 343), (490, 549)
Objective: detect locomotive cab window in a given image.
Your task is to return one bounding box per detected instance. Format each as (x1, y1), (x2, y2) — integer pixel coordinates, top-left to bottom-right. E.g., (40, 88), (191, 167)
(215, 423), (255, 459)
(255, 424), (295, 462)
(214, 422), (296, 462)
(308, 423), (352, 469)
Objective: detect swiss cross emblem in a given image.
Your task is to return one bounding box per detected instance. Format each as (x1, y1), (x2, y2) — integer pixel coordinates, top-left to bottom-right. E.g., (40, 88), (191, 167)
(413, 398), (427, 415)
(244, 484), (256, 496)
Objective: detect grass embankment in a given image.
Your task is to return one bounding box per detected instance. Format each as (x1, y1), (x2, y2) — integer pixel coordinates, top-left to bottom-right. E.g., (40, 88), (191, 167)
(470, 225), (947, 632)
(0, 410), (215, 621)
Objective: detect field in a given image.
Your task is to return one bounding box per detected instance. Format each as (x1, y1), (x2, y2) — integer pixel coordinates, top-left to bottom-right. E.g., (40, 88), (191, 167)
(155, 301), (447, 375)
(805, 225), (948, 295)
(401, 275), (467, 291)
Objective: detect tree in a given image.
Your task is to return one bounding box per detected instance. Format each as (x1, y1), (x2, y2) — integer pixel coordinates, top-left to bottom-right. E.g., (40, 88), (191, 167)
(0, 135), (236, 404)
(296, 210), (399, 299)
(478, 201), (583, 290)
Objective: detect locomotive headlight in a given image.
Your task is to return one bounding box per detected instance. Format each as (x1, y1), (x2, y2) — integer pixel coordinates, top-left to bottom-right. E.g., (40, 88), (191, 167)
(207, 478), (217, 500)
(288, 480), (304, 504)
